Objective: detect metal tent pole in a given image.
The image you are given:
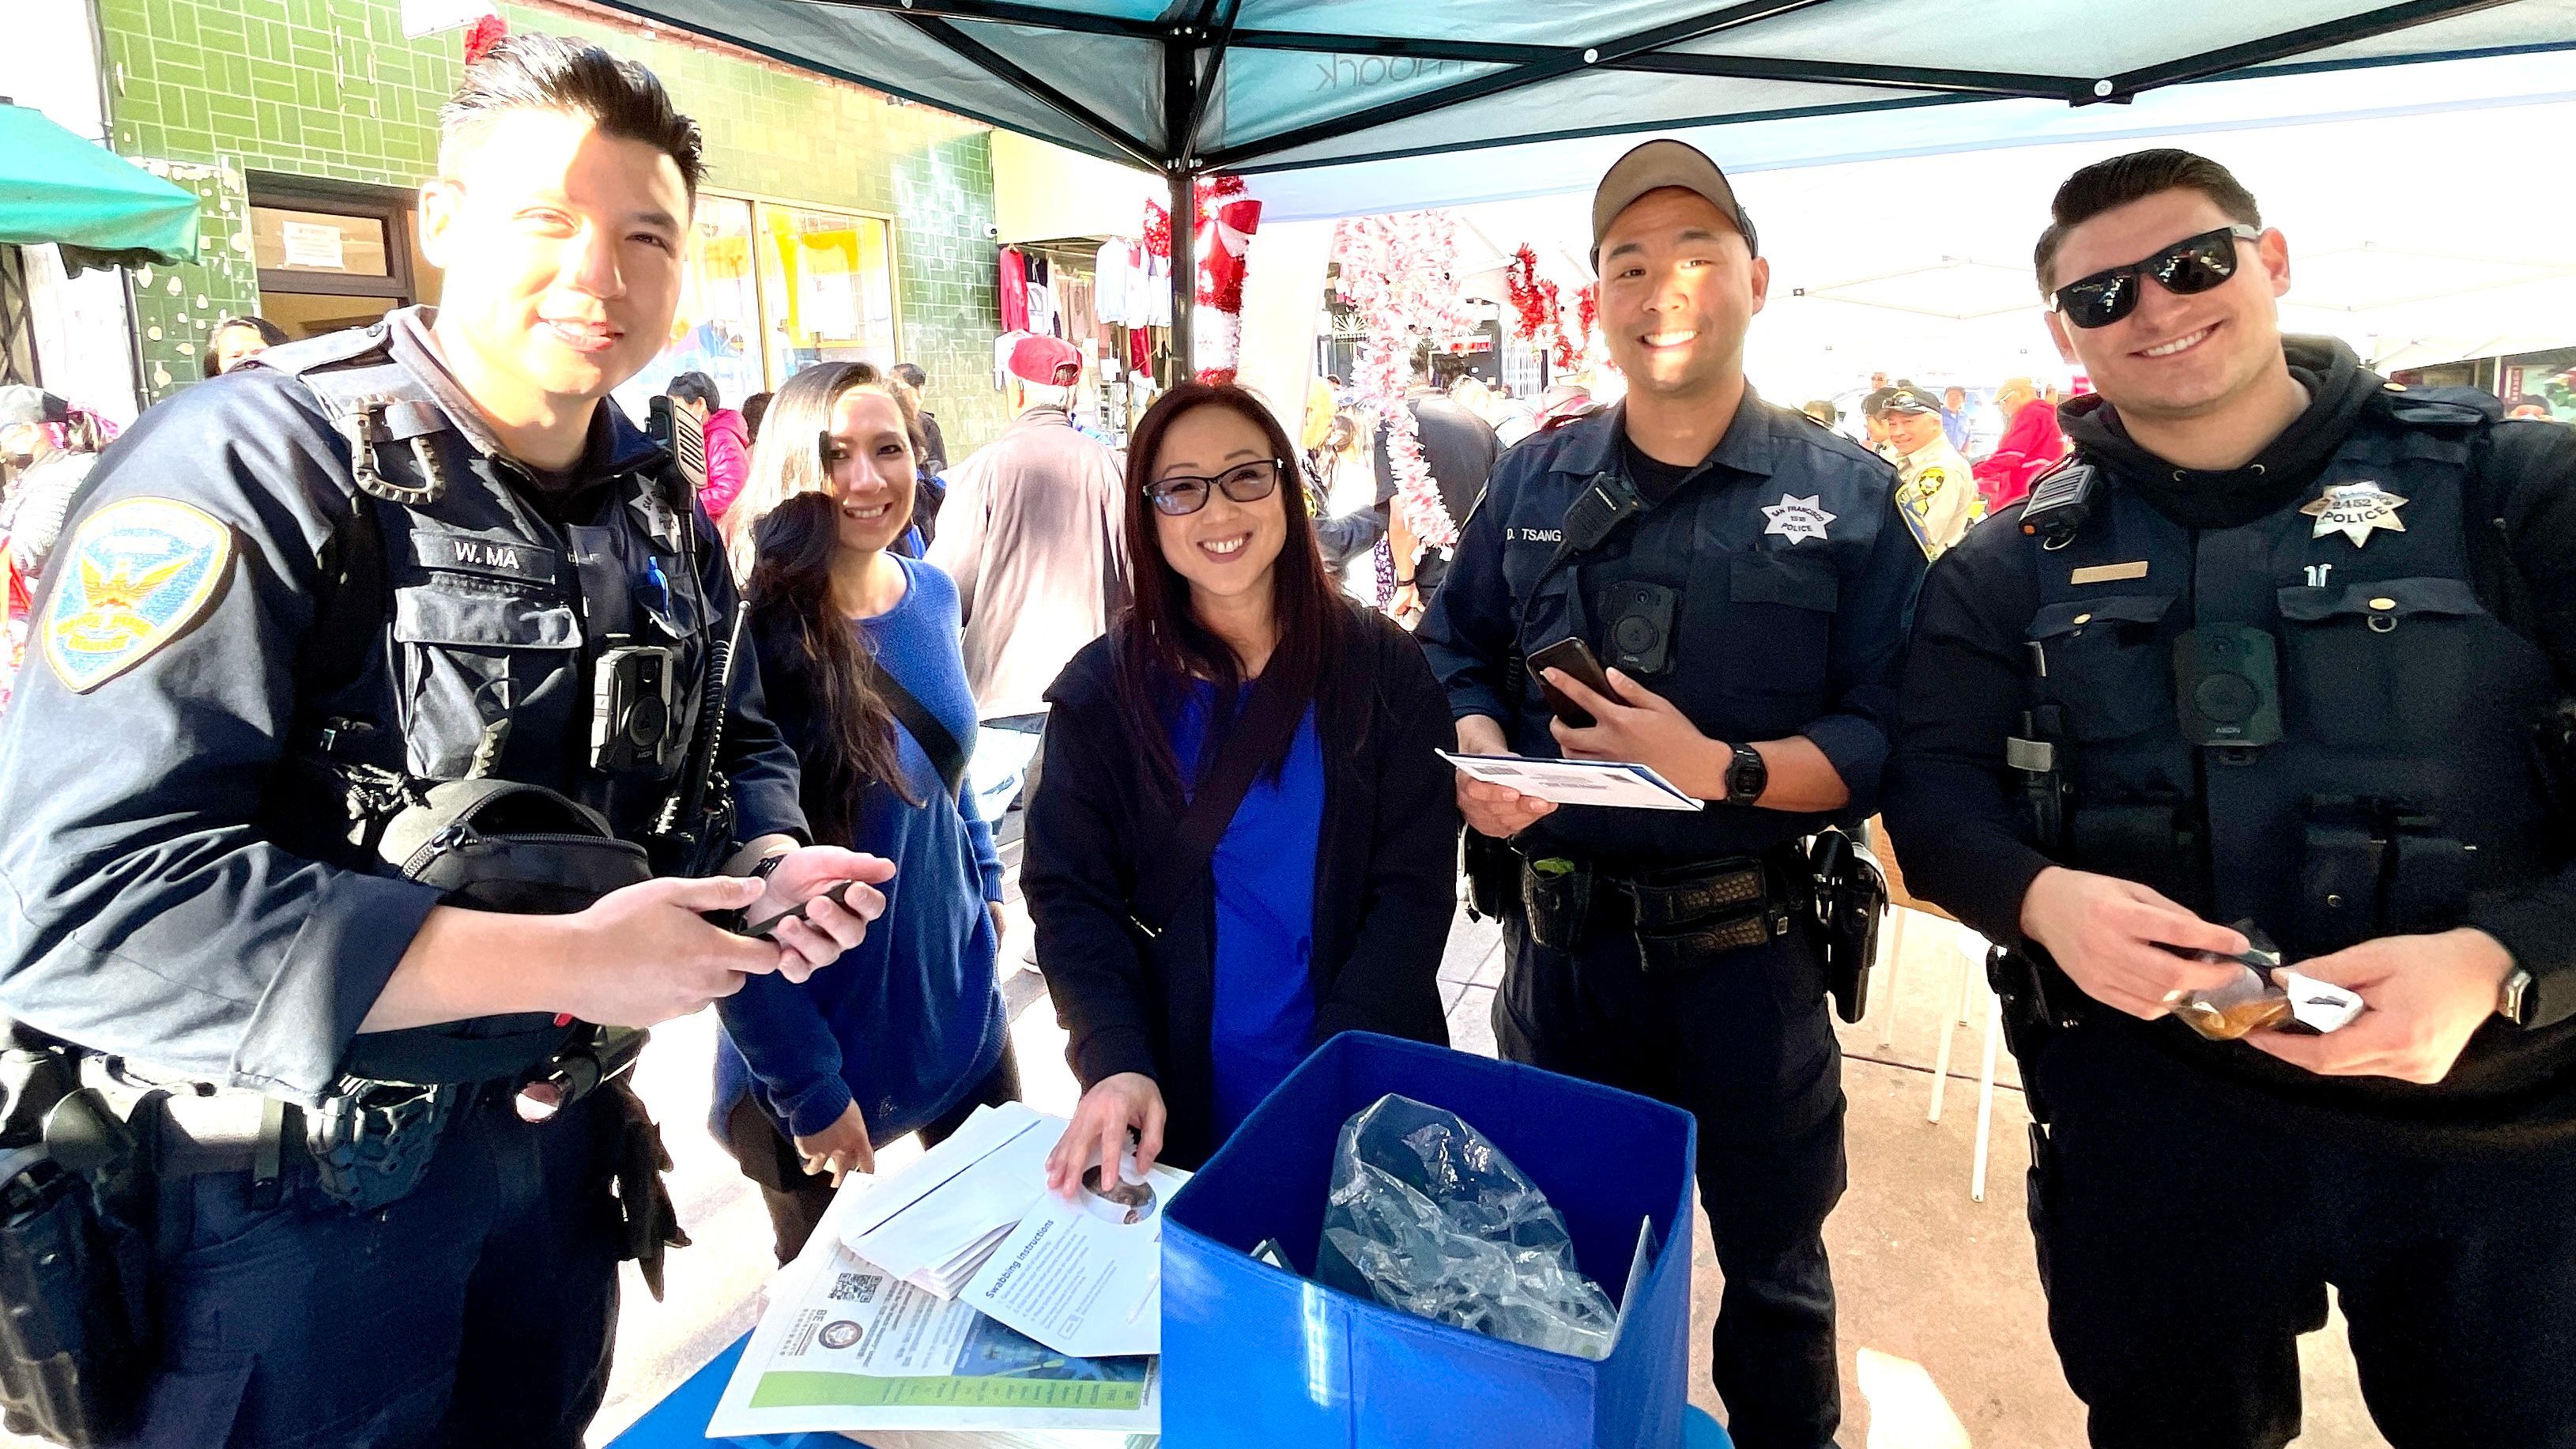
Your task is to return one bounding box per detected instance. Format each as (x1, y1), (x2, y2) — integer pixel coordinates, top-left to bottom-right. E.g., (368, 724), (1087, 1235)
(1167, 160), (1196, 382)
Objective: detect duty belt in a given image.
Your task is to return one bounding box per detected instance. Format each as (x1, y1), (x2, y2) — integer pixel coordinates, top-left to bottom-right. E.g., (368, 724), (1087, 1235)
(1517, 844), (1802, 967)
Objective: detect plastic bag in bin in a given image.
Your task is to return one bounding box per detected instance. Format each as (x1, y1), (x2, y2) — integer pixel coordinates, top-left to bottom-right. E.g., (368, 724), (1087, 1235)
(1315, 1092), (1621, 1360)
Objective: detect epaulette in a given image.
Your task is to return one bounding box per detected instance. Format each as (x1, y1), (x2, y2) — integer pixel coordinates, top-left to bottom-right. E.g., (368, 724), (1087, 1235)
(2019, 455), (2099, 551)
(2368, 379), (2497, 430)
(243, 319), (395, 379)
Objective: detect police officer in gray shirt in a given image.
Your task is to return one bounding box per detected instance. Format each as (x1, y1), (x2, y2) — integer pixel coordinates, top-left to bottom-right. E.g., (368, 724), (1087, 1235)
(0, 36), (891, 1447)
(1419, 141), (1924, 1449)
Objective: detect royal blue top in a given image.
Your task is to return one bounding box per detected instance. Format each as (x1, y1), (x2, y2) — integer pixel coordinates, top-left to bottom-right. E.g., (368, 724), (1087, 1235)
(1167, 683), (1326, 1140)
(715, 556), (1008, 1143)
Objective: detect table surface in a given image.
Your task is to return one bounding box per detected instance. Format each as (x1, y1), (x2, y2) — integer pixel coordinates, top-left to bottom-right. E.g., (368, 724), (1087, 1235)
(608, 1334), (1733, 1448)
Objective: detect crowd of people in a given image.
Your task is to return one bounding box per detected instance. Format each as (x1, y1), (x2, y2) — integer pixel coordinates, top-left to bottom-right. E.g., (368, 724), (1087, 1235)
(0, 29), (2570, 1449)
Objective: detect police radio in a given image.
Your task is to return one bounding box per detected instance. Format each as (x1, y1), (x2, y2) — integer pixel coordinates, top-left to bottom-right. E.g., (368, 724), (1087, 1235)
(2019, 458), (2099, 550)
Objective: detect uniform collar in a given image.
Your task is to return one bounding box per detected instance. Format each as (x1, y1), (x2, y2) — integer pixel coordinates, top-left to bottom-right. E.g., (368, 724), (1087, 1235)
(1558, 385), (1778, 484)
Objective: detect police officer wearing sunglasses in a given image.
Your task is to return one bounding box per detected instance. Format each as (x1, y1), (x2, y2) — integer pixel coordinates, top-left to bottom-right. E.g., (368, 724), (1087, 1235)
(1419, 141), (1924, 1449)
(1885, 147), (2576, 1447)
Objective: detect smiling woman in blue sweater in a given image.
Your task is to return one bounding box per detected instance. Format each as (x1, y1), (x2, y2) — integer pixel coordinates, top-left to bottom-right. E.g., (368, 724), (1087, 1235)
(714, 362), (1016, 1262)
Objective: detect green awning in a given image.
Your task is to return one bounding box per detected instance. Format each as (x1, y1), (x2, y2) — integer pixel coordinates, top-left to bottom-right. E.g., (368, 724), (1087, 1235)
(0, 103), (199, 273)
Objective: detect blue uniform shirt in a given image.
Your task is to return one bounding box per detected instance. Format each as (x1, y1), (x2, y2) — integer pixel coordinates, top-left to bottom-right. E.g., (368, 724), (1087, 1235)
(1417, 390), (1925, 862)
(1168, 684), (1325, 1138)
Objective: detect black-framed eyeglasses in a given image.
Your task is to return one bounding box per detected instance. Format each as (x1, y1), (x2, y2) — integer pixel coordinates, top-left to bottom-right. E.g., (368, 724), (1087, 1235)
(1145, 458), (1284, 516)
(2046, 225), (2263, 330)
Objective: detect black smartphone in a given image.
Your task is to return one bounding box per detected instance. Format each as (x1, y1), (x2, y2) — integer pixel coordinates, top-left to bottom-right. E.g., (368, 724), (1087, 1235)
(742, 879), (863, 941)
(1527, 636), (1614, 729)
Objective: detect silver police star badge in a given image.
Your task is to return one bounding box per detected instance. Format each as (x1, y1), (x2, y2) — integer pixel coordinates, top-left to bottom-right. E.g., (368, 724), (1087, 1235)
(2301, 479), (2408, 547)
(1763, 493), (1836, 544)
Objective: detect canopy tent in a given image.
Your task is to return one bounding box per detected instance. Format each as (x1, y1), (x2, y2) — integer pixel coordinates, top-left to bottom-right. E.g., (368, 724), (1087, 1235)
(598, 0), (2576, 364)
(0, 103), (198, 273)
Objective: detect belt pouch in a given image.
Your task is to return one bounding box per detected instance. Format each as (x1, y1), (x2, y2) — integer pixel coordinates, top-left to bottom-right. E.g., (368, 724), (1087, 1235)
(2298, 817), (2383, 951)
(2385, 829), (2472, 934)
(307, 1082), (454, 1213)
(1520, 856), (1592, 952)
(1629, 860), (1773, 973)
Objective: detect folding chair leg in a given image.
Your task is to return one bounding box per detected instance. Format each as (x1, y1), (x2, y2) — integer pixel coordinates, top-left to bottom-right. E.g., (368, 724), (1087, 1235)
(1928, 945), (1963, 1123)
(1972, 990), (2002, 1202)
(1876, 908), (1910, 1049)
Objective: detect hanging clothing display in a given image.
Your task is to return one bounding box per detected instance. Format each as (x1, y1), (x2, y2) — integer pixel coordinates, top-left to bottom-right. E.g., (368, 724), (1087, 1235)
(998, 247), (1030, 334)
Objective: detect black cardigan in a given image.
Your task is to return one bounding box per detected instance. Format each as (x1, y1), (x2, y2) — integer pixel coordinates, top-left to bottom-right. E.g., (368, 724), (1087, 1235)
(1022, 602), (1460, 1167)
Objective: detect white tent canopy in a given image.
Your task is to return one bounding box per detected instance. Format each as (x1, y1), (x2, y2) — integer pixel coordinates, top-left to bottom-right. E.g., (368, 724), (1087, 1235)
(1401, 58), (2576, 401)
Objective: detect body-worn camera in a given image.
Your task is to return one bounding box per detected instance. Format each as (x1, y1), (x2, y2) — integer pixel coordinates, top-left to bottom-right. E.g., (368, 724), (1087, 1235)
(591, 643), (683, 774)
(2173, 625), (2283, 748)
(1600, 580), (1677, 675)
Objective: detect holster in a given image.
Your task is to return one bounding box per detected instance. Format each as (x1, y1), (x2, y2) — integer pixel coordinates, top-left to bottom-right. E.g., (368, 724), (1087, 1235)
(1805, 829), (1884, 1024)
(598, 1080), (688, 1301)
(0, 1040), (153, 1447)
(1985, 946), (2082, 1126)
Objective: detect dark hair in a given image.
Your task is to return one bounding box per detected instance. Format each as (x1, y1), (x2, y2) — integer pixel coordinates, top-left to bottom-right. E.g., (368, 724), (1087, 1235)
(204, 315), (288, 377)
(440, 32), (706, 196)
(747, 492), (919, 836)
(890, 362), (927, 391)
(741, 391), (772, 443)
(1115, 382), (1342, 802)
(665, 371), (719, 409)
(2034, 148), (2261, 291)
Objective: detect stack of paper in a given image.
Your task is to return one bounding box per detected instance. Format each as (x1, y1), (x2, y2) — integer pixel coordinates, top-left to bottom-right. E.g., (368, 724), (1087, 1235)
(840, 1102), (1055, 1299)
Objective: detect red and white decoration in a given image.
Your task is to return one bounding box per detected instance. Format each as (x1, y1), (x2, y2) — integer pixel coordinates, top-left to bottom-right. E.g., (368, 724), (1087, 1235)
(1504, 244), (1601, 372)
(1143, 175), (1264, 384)
(1334, 211), (1473, 557)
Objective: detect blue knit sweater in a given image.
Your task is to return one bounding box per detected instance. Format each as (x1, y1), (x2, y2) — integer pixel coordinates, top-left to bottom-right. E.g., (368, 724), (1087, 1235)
(714, 557), (1008, 1143)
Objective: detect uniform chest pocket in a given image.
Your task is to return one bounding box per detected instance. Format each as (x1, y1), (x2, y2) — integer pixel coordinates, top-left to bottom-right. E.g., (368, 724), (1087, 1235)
(1715, 553), (1840, 700)
(2276, 577), (2478, 749)
(2028, 594), (2176, 743)
(393, 582), (582, 779)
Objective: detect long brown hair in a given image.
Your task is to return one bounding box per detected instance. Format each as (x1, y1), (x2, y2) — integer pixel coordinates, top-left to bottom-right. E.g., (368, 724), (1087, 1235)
(722, 360), (926, 580)
(1115, 381), (1343, 802)
(743, 490), (919, 846)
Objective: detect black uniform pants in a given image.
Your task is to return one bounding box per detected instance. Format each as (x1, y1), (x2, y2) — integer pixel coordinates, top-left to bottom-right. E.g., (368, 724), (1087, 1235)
(123, 1090), (621, 1449)
(1497, 917), (1847, 1449)
(723, 1040), (1024, 1264)
(2030, 1023), (2576, 1448)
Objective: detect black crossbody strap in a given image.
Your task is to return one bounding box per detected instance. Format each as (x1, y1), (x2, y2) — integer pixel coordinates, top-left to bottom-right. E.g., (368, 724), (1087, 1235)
(874, 670), (971, 799)
(1127, 664), (1311, 938)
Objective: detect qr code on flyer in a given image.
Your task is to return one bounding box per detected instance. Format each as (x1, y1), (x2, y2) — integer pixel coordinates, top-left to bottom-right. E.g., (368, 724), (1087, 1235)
(828, 1272), (880, 1304)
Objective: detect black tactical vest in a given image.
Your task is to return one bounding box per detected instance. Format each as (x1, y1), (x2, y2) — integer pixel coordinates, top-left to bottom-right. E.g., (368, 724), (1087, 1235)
(2025, 387), (2563, 960)
(250, 323), (719, 1083)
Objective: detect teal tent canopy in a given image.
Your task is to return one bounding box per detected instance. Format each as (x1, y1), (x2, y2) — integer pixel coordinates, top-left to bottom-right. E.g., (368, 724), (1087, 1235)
(0, 102), (200, 273)
(591, 0), (2576, 360)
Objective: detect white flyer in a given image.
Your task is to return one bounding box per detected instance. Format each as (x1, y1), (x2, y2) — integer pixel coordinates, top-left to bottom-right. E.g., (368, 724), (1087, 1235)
(708, 1173), (1159, 1439)
(1439, 751), (1705, 811)
(960, 1162), (1187, 1360)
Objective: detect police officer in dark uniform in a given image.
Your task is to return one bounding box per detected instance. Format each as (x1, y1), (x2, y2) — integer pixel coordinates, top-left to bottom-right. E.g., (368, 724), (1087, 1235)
(1884, 149), (2576, 1448)
(1419, 141), (1925, 1449)
(0, 36), (892, 1447)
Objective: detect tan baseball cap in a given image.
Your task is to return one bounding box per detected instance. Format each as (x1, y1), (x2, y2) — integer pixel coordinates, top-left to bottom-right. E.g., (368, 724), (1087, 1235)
(1590, 138), (1759, 263)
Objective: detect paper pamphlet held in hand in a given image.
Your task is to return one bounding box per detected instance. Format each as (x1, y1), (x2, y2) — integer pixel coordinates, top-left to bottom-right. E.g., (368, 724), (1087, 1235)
(1440, 750), (1704, 811)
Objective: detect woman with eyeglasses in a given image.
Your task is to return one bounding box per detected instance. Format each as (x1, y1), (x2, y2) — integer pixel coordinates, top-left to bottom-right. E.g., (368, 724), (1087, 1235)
(712, 362), (1018, 1262)
(1023, 381), (1460, 1191)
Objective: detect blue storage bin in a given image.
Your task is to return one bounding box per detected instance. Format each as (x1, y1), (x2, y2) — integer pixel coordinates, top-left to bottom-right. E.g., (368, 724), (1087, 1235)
(1162, 1032), (1699, 1449)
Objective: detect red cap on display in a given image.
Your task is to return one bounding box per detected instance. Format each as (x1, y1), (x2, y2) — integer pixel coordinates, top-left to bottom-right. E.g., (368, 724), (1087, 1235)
(1007, 334), (1083, 386)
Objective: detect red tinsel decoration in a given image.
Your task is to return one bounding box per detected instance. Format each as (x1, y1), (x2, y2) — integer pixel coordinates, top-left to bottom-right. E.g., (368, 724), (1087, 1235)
(463, 14), (508, 64)
(1503, 244), (1548, 341)
(1576, 283), (1598, 342)
(1141, 201), (1171, 259)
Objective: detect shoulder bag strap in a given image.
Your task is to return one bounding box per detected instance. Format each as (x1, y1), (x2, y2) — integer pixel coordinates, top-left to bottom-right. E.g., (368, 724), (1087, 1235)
(874, 667), (971, 800)
(1126, 662), (1311, 938)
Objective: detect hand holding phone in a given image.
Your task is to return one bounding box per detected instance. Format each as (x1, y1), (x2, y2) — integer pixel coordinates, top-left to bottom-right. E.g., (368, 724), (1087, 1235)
(1527, 636), (1614, 728)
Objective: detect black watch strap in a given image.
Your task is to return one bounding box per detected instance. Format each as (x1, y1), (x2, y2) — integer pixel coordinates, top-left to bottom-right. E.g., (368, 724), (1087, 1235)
(1724, 741), (1767, 806)
(2502, 966), (2576, 1030)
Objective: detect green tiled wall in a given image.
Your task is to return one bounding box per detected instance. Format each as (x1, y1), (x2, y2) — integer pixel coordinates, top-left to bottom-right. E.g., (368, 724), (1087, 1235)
(95, 0), (1006, 445)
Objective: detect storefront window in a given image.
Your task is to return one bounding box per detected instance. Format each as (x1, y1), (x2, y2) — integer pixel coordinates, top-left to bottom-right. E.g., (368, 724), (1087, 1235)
(614, 194), (759, 425)
(616, 196), (895, 427)
(756, 206), (898, 383)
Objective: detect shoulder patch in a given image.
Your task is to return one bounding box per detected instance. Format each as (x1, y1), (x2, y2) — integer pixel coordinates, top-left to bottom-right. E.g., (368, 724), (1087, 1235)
(43, 497), (234, 693)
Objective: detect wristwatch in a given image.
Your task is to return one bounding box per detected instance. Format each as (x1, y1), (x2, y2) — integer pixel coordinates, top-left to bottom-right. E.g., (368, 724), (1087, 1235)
(2498, 964), (2576, 1029)
(1722, 742), (1767, 806)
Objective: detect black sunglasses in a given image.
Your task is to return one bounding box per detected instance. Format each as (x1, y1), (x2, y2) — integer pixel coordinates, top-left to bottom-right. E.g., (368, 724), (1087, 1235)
(1145, 458), (1284, 516)
(2046, 225), (2263, 330)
